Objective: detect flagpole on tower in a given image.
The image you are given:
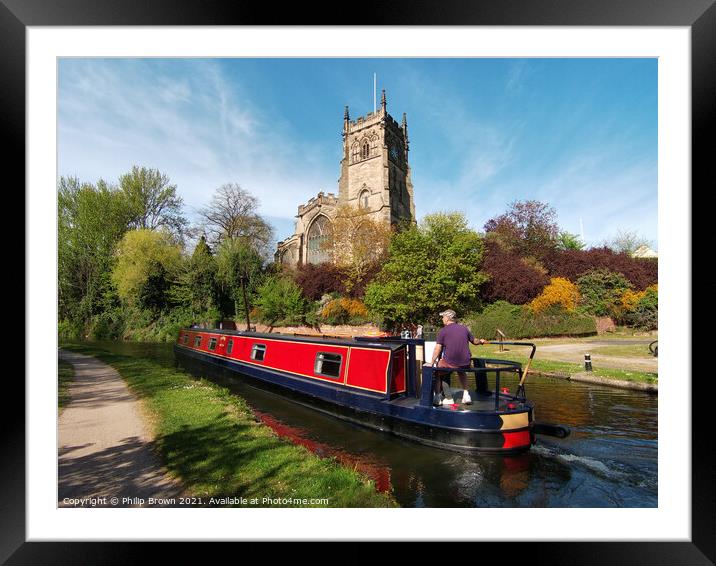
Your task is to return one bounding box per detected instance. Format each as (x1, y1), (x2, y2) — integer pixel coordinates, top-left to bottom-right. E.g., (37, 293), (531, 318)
(373, 73), (376, 113)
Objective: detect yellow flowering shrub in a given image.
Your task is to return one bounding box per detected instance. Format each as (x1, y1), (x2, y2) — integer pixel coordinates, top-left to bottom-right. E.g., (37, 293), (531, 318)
(320, 298), (368, 323)
(528, 277), (580, 314)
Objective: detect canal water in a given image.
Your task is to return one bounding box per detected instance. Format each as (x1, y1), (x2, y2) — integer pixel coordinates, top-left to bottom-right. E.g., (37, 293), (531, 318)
(77, 341), (658, 508)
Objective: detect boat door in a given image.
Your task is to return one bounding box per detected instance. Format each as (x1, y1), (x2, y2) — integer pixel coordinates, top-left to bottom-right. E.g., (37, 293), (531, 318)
(218, 334), (228, 355)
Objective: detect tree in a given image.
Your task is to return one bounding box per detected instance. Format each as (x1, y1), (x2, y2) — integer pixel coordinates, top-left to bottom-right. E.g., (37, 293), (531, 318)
(484, 200), (559, 260)
(324, 204), (393, 297)
(216, 237), (265, 329)
(197, 183), (274, 254)
(364, 212), (488, 327)
(254, 276), (308, 330)
(557, 231), (585, 251)
(170, 235), (220, 318)
(603, 229), (652, 255)
(119, 166), (187, 240)
(58, 176), (132, 331)
(111, 229), (182, 311)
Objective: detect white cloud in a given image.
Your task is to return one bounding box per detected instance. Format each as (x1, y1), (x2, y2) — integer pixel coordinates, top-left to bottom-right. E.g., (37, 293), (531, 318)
(58, 59), (334, 237)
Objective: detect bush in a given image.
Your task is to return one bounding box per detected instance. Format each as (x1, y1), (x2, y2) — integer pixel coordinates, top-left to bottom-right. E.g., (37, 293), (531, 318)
(480, 241), (550, 304)
(292, 263), (345, 301)
(528, 277), (580, 314)
(320, 297), (370, 325)
(543, 247), (657, 290)
(88, 309), (126, 340)
(58, 319), (84, 341)
(255, 276), (309, 327)
(466, 301), (597, 339)
(576, 269), (633, 317)
(619, 284), (658, 330)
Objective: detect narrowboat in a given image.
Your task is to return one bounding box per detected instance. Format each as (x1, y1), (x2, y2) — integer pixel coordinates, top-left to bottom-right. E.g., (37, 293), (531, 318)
(174, 328), (570, 454)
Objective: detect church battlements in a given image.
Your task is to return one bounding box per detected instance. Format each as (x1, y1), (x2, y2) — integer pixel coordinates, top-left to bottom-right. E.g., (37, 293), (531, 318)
(297, 191), (337, 216)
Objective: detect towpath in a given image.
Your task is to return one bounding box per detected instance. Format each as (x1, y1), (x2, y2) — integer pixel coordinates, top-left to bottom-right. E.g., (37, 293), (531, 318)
(58, 350), (184, 507)
(532, 340), (658, 372)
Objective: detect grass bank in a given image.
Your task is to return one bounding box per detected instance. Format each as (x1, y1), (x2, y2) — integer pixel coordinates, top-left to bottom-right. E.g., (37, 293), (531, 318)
(471, 344), (658, 385)
(58, 359), (74, 410)
(60, 343), (397, 508)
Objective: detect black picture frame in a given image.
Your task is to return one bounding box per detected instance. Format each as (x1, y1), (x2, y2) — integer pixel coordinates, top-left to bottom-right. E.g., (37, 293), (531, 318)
(7, 0), (707, 562)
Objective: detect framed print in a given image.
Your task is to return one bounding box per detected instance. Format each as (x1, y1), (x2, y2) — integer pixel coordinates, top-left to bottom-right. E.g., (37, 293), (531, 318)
(7, 0), (710, 561)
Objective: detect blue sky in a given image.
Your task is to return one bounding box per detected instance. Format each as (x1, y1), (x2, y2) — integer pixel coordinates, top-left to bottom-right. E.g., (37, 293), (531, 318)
(58, 58), (657, 250)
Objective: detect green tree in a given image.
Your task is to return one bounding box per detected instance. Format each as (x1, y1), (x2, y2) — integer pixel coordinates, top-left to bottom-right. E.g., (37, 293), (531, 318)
(58, 176), (132, 333)
(170, 235), (220, 317)
(364, 212), (488, 327)
(216, 237), (265, 328)
(557, 231), (585, 251)
(254, 276), (308, 330)
(111, 229), (182, 311)
(119, 166), (188, 240)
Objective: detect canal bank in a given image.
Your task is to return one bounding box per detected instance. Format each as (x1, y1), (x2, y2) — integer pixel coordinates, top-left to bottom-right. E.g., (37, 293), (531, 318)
(58, 343), (397, 508)
(524, 369), (658, 393)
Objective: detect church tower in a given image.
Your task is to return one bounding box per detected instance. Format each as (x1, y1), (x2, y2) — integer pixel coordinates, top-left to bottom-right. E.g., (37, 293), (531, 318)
(275, 90), (416, 266)
(338, 90), (415, 226)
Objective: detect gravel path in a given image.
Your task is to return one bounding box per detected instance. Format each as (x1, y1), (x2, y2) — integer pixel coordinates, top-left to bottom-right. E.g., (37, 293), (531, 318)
(58, 350), (184, 507)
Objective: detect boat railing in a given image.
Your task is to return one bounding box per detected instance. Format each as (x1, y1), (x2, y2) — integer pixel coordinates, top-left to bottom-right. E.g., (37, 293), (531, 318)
(421, 361), (527, 410)
(356, 336), (536, 406)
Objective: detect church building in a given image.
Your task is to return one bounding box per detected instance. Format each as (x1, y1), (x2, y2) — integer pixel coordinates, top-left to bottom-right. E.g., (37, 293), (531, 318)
(276, 90), (415, 266)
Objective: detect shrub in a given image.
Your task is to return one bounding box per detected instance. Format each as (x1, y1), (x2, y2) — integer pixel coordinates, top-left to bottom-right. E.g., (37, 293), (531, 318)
(292, 263), (345, 301)
(88, 309), (126, 340)
(619, 284), (658, 330)
(480, 240), (550, 304)
(320, 297), (370, 325)
(543, 247), (657, 290)
(576, 269), (633, 317)
(528, 277), (580, 314)
(255, 276), (309, 327)
(466, 301), (597, 339)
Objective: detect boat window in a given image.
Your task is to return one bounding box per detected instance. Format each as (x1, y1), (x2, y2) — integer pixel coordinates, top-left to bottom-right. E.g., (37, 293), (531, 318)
(227, 339), (233, 354)
(251, 344), (267, 361)
(182, 334), (188, 344)
(194, 336), (202, 348)
(208, 337), (218, 351)
(314, 352), (342, 378)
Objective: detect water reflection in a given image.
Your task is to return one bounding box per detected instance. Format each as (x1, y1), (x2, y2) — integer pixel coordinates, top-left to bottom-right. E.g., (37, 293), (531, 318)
(67, 341), (658, 507)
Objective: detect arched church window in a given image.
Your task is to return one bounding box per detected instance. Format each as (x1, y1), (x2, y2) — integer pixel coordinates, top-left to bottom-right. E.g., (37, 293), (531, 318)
(307, 215), (332, 264)
(370, 134), (379, 155)
(351, 142), (359, 163)
(361, 140), (370, 160)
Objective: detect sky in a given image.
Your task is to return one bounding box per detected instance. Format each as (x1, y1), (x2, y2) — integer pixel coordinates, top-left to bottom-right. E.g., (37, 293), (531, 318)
(58, 57), (658, 251)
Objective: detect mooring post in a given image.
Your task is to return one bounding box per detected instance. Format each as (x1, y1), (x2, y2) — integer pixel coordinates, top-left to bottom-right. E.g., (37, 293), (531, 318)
(584, 353), (592, 372)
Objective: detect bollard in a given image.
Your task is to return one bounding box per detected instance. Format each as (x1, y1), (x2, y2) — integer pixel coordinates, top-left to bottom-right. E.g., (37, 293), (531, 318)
(584, 353), (592, 372)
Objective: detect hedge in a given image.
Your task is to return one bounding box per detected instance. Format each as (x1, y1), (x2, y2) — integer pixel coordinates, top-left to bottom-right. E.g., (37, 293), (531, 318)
(466, 301), (597, 339)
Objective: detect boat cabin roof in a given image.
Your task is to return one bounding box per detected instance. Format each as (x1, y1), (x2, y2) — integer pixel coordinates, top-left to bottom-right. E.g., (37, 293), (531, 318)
(181, 328), (405, 352)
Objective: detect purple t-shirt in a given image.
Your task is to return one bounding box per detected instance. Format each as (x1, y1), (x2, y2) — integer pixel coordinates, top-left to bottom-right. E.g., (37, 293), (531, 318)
(436, 323), (474, 367)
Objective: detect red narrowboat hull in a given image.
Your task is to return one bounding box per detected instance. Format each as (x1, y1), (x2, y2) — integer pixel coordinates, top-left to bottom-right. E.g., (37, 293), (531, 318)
(174, 328), (538, 454)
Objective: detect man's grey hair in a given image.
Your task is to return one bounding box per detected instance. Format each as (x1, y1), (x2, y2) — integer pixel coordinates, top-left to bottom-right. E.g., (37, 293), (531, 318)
(439, 309), (457, 321)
